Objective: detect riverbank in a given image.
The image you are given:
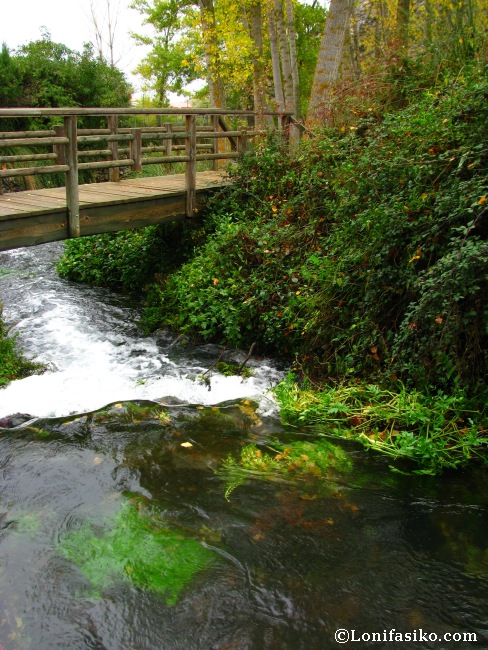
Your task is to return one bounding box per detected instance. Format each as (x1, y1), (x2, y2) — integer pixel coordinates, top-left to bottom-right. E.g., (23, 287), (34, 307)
(57, 65), (488, 472)
(0, 302), (43, 387)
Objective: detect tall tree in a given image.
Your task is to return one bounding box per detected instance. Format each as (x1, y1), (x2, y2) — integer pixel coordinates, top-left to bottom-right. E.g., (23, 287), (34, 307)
(241, 0), (268, 126)
(267, 2), (285, 111)
(285, 0), (299, 112)
(199, 0), (226, 107)
(306, 0), (353, 125)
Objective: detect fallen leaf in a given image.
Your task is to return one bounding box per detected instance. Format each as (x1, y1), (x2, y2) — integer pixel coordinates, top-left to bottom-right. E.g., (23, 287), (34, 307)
(180, 442), (193, 448)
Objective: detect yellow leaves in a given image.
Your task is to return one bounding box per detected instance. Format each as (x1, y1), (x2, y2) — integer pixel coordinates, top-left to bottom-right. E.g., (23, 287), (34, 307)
(272, 205), (278, 213)
(180, 441), (193, 448)
(435, 316), (443, 324)
(479, 196), (487, 205)
(213, 277), (219, 286)
(158, 412), (171, 425)
(421, 193), (428, 200)
(409, 247), (422, 263)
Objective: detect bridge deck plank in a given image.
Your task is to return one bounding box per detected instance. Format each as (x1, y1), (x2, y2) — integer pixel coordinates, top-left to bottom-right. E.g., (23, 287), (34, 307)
(0, 170), (229, 250)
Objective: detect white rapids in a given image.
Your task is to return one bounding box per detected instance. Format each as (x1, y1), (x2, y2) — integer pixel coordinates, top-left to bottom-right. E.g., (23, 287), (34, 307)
(0, 243), (284, 419)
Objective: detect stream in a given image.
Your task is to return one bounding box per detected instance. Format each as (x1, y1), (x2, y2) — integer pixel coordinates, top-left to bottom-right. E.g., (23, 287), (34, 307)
(0, 243), (487, 649)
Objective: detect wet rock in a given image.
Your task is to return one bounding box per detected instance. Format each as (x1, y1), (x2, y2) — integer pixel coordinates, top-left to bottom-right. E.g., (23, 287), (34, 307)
(0, 413), (34, 428)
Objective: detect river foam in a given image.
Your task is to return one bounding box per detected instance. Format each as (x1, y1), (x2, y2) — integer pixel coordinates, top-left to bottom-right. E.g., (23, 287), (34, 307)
(0, 244), (284, 419)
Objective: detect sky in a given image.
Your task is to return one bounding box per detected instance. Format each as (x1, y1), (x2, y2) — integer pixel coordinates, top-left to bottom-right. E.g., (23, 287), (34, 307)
(0, 0), (154, 98)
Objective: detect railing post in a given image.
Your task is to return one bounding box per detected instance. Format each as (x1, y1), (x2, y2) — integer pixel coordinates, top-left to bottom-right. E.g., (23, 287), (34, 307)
(53, 125), (66, 165)
(64, 115), (80, 238)
(238, 128), (248, 156)
(185, 114), (197, 217)
(212, 114), (219, 171)
(164, 122), (173, 174)
(108, 115), (119, 182)
(130, 128), (142, 172)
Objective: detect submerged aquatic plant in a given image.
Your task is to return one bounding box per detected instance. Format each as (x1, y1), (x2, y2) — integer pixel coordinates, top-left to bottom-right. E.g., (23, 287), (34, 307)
(59, 501), (214, 605)
(275, 375), (488, 473)
(219, 440), (352, 500)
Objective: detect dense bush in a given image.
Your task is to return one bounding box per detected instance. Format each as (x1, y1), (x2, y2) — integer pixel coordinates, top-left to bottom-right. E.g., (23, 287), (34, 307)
(57, 221), (206, 294)
(143, 66), (488, 394)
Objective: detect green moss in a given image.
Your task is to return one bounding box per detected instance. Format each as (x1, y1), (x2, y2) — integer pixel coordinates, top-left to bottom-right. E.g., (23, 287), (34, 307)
(215, 361), (253, 378)
(59, 501), (215, 604)
(219, 440), (352, 499)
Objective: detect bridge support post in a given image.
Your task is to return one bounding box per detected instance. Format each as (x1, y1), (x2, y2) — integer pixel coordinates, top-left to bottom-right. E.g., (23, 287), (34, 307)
(185, 114), (197, 217)
(64, 116), (80, 238)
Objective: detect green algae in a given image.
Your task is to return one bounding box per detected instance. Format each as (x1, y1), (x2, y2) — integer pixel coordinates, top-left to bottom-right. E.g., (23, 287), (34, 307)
(219, 439), (352, 499)
(59, 501), (215, 604)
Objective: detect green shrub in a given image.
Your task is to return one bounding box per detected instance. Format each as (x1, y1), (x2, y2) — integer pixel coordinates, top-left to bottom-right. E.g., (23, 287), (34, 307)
(142, 65), (488, 393)
(57, 221), (203, 294)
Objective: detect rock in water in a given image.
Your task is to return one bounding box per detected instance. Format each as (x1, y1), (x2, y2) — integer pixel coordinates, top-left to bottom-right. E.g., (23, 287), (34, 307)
(0, 413), (34, 428)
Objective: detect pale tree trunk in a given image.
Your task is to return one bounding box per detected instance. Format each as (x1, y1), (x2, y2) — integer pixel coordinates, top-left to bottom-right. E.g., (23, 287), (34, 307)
(267, 4), (285, 112)
(284, 0), (299, 115)
(306, 0), (354, 126)
(242, 3), (267, 129)
(274, 0), (295, 113)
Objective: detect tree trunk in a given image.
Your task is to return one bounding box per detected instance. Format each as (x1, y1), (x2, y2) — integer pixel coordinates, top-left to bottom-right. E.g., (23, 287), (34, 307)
(396, 0), (411, 50)
(268, 5), (285, 112)
(199, 0), (225, 108)
(242, 2), (267, 129)
(284, 0), (299, 115)
(274, 0), (295, 114)
(306, 0), (353, 126)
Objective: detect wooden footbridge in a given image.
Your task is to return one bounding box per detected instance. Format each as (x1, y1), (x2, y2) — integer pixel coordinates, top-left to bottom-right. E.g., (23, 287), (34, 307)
(0, 107), (291, 251)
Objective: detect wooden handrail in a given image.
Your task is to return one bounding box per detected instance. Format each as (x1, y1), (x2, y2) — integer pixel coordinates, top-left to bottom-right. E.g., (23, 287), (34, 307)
(0, 107), (290, 223)
(0, 107), (293, 117)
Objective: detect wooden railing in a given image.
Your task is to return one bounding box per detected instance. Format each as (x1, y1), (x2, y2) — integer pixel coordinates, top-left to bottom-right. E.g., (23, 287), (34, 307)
(0, 107), (292, 238)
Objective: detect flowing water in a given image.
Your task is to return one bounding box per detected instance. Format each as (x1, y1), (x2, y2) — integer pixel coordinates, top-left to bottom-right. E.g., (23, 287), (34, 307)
(0, 244), (487, 649)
